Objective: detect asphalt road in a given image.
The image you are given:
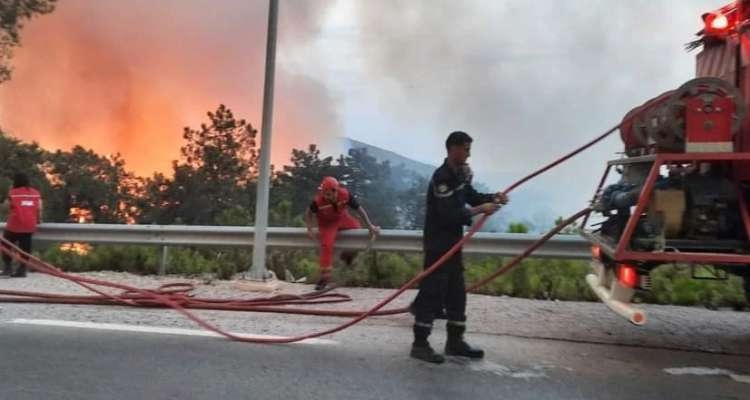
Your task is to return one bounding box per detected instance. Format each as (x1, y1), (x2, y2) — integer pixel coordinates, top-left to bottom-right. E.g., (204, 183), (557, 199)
(1, 319), (748, 400)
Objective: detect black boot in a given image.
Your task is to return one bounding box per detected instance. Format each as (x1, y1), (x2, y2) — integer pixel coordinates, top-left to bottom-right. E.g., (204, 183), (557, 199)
(10, 265), (26, 278)
(314, 268), (333, 291)
(339, 250), (357, 266)
(314, 278), (329, 291)
(445, 322), (484, 359)
(411, 343), (445, 364)
(410, 323), (444, 364)
(0, 267), (12, 277)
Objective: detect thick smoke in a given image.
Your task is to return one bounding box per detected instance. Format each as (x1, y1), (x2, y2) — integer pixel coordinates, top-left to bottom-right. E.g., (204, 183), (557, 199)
(0, 0), (338, 176)
(347, 0), (728, 220)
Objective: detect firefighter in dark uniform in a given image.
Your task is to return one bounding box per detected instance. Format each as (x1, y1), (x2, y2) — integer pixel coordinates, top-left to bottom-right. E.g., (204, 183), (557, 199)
(410, 131), (508, 364)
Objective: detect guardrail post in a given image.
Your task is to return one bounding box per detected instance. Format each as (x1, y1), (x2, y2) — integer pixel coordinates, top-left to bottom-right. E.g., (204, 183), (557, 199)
(158, 245), (169, 275)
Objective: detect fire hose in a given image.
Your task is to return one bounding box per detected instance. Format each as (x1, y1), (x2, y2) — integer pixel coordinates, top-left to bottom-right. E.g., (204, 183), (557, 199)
(0, 124), (619, 343)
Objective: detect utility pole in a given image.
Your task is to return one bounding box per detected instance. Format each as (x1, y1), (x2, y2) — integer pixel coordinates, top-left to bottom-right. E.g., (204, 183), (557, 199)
(248, 0), (278, 280)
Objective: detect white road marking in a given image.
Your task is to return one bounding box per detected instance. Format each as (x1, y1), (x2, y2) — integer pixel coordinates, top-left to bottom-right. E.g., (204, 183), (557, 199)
(664, 367), (733, 376)
(457, 359), (547, 379)
(664, 367), (750, 384)
(6, 318), (337, 345)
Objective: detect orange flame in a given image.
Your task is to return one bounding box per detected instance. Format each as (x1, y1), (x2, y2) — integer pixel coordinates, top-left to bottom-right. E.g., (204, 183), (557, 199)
(59, 242), (91, 255)
(69, 207), (93, 224)
(60, 207), (94, 255)
(0, 1), (340, 177)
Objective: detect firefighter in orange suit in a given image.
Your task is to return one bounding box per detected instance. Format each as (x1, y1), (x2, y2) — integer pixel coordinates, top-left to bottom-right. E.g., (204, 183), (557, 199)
(305, 177), (379, 290)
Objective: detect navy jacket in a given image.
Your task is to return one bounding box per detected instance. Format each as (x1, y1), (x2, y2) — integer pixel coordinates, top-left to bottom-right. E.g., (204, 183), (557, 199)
(423, 159), (494, 260)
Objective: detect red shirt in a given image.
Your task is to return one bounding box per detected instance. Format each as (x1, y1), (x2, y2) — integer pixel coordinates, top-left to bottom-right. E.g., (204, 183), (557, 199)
(310, 187), (359, 225)
(6, 187), (41, 233)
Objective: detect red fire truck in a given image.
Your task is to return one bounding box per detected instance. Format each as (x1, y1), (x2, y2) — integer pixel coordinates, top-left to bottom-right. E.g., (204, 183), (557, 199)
(581, 1), (750, 324)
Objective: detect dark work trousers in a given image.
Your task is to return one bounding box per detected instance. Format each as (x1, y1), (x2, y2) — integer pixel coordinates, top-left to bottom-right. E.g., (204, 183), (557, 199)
(412, 250), (467, 342)
(2, 230), (32, 271)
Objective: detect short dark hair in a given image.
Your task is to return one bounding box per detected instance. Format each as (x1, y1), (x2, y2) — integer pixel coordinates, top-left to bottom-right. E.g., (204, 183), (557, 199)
(445, 131), (473, 150)
(12, 172), (29, 188)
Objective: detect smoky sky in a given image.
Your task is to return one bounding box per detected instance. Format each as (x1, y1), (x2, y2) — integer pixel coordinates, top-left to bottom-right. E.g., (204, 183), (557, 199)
(341, 0), (729, 216)
(0, 0), (338, 176)
(0, 0), (733, 220)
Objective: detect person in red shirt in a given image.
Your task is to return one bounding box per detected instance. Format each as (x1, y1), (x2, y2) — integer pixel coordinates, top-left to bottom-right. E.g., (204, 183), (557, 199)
(305, 176), (380, 290)
(1, 173), (42, 278)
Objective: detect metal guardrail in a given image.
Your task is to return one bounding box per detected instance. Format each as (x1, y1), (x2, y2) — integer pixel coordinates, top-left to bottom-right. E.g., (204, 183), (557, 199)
(0, 223), (591, 259)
